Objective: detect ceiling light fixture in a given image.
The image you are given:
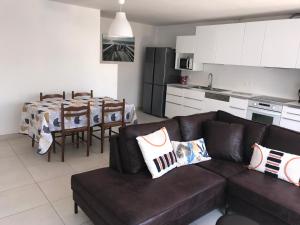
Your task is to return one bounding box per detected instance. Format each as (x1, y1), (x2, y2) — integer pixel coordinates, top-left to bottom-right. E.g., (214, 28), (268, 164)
(108, 0), (133, 38)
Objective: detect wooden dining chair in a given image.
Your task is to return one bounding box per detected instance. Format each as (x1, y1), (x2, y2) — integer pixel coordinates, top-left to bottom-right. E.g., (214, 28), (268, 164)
(91, 99), (125, 153)
(32, 91), (66, 148)
(72, 90), (93, 99)
(40, 92), (65, 101)
(50, 102), (91, 162)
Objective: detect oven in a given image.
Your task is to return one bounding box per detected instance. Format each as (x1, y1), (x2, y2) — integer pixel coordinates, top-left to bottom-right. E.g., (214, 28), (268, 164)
(246, 100), (282, 125)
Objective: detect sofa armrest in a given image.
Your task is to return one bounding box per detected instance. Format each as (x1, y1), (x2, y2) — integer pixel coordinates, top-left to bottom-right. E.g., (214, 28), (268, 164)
(109, 135), (123, 173)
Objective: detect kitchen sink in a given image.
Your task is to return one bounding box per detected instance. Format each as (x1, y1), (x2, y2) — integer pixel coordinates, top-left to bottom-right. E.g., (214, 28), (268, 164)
(191, 85), (228, 92)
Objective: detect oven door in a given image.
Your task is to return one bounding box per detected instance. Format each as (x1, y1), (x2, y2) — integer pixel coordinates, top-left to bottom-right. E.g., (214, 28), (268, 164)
(246, 107), (281, 125)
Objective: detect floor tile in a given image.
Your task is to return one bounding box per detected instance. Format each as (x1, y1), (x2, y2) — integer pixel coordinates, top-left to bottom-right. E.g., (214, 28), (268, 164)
(0, 184), (48, 219)
(0, 157), (34, 192)
(38, 175), (72, 202)
(190, 209), (222, 225)
(53, 196), (90, 225)
(0, 204), (64, 225)
(27, 162), (74, 182)
(0, 145), (16, 158)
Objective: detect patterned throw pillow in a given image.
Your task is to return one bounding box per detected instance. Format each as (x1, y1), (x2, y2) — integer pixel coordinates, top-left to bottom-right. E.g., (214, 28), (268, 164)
(249, 143), (300, 187)
(136, 127), (177, 179)
(172, 138), (211, 167)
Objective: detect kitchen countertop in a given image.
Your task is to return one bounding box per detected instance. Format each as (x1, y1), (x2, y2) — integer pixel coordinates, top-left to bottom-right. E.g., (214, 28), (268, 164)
(167, 83), (258, 100)
(167, 83), (299, 109)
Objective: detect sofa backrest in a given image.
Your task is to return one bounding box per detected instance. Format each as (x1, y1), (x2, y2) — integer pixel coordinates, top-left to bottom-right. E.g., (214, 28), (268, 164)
(175, 111), (217, 141)
(217, 111), (268, 163)
(118, 119), (182, 174)
(263, 125), (300, 156)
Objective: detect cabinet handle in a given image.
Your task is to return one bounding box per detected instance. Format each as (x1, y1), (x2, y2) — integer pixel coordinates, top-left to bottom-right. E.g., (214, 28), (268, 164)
(281, 117), (300, 123)
(184, 105), (201, 110)
(229, 106), (246, 111)
(286, 112), (300, 117)
(184, 97), (203, 101)
(166, 101), (181, 106)
(167, 93), (182, 97)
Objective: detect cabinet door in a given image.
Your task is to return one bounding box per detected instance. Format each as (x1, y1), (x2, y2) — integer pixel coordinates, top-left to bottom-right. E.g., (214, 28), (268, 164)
(195, 25), (218, 63)
(165, 102), (184, 118)
(182, 106), (202, 116)
(176, 36), (195, 53)
(280, 118), (300, 132)
(241, 22), (267, 66)
(214, 23), (245, 65)
(228, 97), (248, 118)
(261, 19), (300, 68)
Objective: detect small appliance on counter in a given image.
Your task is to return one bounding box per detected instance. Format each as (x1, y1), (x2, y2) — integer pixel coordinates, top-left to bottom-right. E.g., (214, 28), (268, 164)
(179, 57), (193, 70)
(180, 75), (189, 85)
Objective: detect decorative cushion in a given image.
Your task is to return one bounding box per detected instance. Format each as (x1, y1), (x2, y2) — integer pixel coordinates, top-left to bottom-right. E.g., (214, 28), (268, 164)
(203, 121), (245, 162)
(249, 143), (300, 186)
(136, 127), (177, 179)
(172, 138), (211, 167)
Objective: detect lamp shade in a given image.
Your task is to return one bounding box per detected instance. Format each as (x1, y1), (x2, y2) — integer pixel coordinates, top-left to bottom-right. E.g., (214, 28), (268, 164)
(108, 12), (133, 38)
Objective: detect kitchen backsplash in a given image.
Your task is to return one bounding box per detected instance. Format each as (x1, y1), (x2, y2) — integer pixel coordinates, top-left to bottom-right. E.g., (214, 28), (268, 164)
(184, 64), (300, 100)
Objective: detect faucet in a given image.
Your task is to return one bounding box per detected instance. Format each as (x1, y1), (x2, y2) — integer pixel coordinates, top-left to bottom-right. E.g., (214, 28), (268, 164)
(208, 73), (213, 89)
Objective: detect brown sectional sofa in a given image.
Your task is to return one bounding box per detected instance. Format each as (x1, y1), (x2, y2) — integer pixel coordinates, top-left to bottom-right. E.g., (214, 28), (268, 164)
(71, 111), (300, 225)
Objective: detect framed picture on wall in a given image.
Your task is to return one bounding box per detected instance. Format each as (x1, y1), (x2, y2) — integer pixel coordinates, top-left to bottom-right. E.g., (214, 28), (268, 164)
(102, 35), (135, 62)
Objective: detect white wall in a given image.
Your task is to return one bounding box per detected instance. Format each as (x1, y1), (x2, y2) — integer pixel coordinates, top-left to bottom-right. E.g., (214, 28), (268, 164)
(154, 23), (300, 99)
(100, 17), (156, 107)
(0, 0), (118, 135)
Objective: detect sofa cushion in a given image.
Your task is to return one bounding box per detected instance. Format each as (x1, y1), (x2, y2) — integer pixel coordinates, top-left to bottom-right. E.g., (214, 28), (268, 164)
(228, 170), (300, 225)
(172, 138), (211, 167)
(203, 120), (245, 162)
(72, 166), (226, 225)
(217, 111), (268, 163)
(176, 112), (217, 141)
(119, 119), (182, 174)
(249, 143), (300, 186)
(136, 127), (177, 179)
(197, 159), (247, 178)
(263, 125), (300, 156)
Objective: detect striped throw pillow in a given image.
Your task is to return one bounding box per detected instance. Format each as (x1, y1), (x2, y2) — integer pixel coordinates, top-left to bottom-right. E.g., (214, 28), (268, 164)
(136, 127), (177, 179)
(249, 143), (300, 187)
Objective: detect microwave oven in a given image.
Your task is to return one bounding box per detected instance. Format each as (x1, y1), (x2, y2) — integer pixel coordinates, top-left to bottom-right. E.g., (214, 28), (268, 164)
(179, 57), (193, 70)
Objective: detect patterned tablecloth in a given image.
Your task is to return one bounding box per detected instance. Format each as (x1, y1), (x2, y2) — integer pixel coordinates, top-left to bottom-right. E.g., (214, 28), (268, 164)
(20, 97), (138, 155)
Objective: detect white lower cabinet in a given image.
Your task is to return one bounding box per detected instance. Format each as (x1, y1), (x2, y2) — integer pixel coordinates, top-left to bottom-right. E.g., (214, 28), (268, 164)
(280, 106), (300, 132)
(165, 86), (249, 119)
(165, 102), (185, 118)
(227, 97), (248, 118)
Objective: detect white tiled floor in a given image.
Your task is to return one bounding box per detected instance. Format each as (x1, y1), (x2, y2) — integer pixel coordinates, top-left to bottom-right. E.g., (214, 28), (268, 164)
(0, 111), (221, 225)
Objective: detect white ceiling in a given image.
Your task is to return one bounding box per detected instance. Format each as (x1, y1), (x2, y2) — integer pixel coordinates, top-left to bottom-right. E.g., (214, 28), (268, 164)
(52, 0), (300, 25)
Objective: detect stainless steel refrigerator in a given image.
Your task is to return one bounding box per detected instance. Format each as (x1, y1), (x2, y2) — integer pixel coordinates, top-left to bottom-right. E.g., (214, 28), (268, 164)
(142, 47), (180, 117)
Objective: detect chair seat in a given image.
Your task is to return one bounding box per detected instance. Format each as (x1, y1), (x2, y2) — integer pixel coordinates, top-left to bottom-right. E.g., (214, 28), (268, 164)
(71, 166), (226, 225)
(197, 159), (247, 178)
(228, 170), (300, 225)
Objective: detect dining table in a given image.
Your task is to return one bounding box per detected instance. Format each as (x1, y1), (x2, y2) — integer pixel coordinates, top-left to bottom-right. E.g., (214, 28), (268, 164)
(20, 97), (138, 155)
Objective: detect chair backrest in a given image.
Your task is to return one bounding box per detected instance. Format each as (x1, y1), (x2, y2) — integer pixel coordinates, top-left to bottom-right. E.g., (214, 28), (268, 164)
(61, 102), (91, 131)
(102, 99), (125, 127)
(40, 92), (65, 101)
(72, 90), (93, 99)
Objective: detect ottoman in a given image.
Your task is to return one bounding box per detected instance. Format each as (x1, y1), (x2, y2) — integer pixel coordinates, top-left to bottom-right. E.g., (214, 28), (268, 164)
(216, 214), (259, 225)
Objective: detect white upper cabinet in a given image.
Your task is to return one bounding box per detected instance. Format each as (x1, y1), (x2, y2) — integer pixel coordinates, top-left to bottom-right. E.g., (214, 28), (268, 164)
(214, 23), (245, 65)
(241, 21), (267, 67)
(261, 19), (300, 68)
(176, 36), (196, 53)
(195, 25), (218, 63)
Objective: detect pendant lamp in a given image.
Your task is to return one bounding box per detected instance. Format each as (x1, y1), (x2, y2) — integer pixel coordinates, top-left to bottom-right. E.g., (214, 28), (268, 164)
(108, 0), (133, 38)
